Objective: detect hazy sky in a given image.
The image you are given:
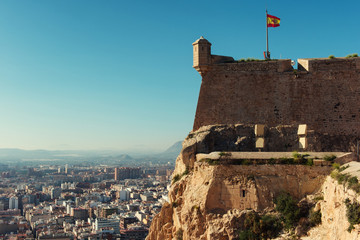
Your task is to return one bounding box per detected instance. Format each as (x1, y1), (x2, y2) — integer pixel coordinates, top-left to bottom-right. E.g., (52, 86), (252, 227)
(0, 1), (359, 151)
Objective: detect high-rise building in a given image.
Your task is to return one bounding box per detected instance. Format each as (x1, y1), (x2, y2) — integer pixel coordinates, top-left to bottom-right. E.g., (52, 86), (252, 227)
(50, 187), (61, 199)
(101, 207), (118, 218)
(114, 167), (141, 181)
(9, 196), (18, 209)
(95, 218), (120, 234)
(71, 208), (89, 220)
(119, 190), (130, 201)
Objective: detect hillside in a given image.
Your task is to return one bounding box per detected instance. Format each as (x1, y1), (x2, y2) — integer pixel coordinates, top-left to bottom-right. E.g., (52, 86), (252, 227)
(147, 125), (358, 240)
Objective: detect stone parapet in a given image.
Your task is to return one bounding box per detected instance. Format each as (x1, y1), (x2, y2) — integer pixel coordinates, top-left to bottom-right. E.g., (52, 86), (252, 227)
(211, 59), (293, 72)
(298, 57), (360, 72)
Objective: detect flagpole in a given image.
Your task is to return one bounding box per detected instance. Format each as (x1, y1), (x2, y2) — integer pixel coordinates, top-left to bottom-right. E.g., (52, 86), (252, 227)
(266, 9), (269, 59)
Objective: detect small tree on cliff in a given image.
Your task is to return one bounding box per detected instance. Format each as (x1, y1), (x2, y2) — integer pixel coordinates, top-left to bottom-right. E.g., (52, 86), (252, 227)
(274, 192), (300, 229)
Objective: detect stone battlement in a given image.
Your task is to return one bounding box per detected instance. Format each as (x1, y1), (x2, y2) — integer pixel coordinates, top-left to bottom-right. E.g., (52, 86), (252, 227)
(192, 37), (360, 152)
(193, 37), (360, 74)
(210, 59), (293, 72)
(198, 56), (360, 74)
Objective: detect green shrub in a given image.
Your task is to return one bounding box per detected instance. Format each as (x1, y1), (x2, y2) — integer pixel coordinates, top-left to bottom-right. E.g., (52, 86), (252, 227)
(332, 163), (340, 170)
(345, 199), (360, 232)
(238, 230), (256, 240)
(268, 158), (276, 164)
(246, 58), (260, 62)
(348, 176), (359, 188)
(313, 195), (324, 201)
(172, 168), (190, 185)
(191, 205), (199, 211)
(172, 174), (181, 184)
(329, 55), (335, 59)
(293, 151), (302, 161)
(279, 157), (294, 164)
(330, 169), (360, 193)
(345, 176), (360, 193)
(340, 166), (347, 172)
(330, 170), (339, 179)
(274, 192), (300, 229)
(259, 214), (283, 238)
(219, 152), (231, 157)
(337, 173), (351, 184)
(237, 58), (266, 62)
(339, 165), (349, 172)
(292, 151), (309, 162)
(239, 212), (282, 240)
(240, 159), (251, 165)
(346, 53), (358, 58)
(309, 209), (322, 227)
(306, 158), (314, 166)
(203, 158), (220, 165)
(323, 155), (336, 162)
(351, 184), (360, 194)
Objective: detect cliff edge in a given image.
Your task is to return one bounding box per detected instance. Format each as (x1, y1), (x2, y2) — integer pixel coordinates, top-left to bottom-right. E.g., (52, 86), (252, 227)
(147, 125), (354, 240)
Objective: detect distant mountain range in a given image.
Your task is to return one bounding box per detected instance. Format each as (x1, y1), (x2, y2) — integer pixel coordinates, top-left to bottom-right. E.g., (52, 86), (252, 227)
(0, 141), (183, 167)
(156, 141), (182, 158)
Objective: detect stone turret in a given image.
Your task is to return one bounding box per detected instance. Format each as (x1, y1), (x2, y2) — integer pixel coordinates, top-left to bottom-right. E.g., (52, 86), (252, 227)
(192, 36), (212, 75)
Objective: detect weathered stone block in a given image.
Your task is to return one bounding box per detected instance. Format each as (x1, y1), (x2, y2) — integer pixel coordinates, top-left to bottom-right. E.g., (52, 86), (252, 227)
(256, 137), (264, 148)
(298, 124), (307, 135)
(299, 137), (307, 149)
(255, 124), (265, 136)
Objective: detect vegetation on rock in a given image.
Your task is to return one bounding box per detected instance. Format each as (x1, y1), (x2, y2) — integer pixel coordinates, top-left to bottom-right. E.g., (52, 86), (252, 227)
(202, 158), (220, 165)
(172, 167), (190, 184)
(238, 193), (322, 239)
(201, 153), (318, 166)
(308, 209), (322, 227)
(323, 154), (336, 161)
(238, 212), (282, 240)
(345, 198), (360, 232)
(274, 192), (301, 229)
(330, 165), (360, 193)
(346, 53), (358, 58)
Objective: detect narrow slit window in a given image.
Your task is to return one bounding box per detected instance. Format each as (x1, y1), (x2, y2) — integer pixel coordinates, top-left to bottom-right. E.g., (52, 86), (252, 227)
(242, 190), (246, 197)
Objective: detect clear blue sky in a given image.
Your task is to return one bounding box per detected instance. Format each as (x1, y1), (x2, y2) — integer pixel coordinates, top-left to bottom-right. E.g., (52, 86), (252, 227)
(0, 0), (358, 151)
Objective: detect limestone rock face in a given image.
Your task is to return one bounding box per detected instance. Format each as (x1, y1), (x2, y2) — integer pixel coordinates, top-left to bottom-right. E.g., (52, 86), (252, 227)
(303, 176), (360, 240)
(147, 125), (333, 240)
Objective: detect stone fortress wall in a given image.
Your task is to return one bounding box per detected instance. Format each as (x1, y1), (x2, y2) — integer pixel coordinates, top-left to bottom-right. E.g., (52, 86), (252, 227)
(192, 37), (360, 151)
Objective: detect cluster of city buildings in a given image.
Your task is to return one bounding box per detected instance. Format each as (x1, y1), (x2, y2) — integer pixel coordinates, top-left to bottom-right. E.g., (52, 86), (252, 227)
(0, 163), (173, 240)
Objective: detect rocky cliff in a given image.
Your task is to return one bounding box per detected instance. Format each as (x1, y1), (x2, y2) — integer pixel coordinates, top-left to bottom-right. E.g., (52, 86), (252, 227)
(303, 162), (360, 240)
(147, 125), (357, 240)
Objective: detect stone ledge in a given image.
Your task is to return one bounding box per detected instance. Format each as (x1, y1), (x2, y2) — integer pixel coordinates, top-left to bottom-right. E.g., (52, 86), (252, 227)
(196, 152), (351, 161)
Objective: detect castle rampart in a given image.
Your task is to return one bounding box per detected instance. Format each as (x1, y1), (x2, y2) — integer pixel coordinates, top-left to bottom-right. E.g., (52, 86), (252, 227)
(192, 37), (360, 151)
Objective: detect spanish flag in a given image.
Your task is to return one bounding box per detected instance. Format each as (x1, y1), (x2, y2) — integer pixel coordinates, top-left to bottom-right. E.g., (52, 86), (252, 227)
(267, 14), (280, 27)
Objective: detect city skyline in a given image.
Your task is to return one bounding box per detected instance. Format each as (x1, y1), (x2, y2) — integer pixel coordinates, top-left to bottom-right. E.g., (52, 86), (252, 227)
(0, 0), (359, 151)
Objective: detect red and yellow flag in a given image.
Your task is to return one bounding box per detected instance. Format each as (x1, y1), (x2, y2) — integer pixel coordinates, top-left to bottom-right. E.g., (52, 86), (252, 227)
(267, 14), (280, 27)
